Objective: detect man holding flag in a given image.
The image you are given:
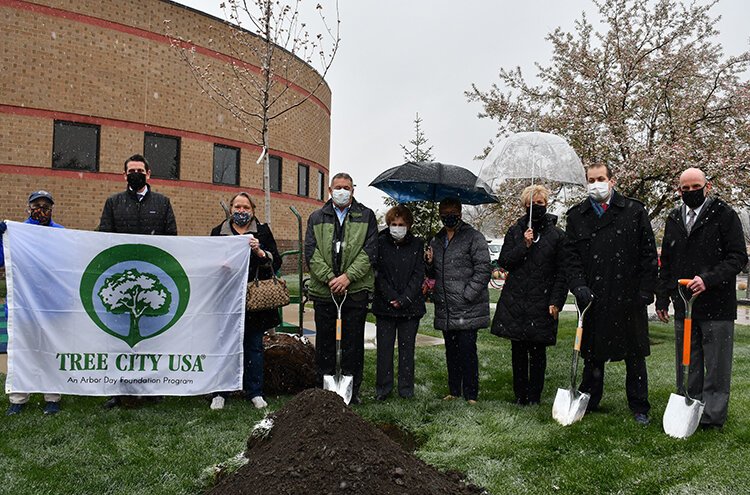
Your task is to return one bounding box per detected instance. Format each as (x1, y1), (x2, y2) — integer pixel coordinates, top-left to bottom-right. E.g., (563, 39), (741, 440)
(1, 190), (64, 415)
(97, 154), (177, 409)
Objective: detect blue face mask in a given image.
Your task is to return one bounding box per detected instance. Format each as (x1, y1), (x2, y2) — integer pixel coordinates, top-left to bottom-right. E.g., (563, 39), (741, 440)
(232, 211), (252, 227)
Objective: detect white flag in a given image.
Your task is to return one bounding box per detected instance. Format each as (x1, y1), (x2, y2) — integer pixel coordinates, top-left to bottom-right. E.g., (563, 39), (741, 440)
(3, 221), (250, 396)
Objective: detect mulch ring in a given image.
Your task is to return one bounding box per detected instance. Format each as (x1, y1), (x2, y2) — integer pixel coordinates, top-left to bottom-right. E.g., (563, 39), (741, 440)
(207, 388), (487, 495)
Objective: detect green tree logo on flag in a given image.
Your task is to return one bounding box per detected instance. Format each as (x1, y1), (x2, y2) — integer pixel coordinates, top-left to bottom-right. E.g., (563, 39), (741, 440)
(80, 245), (190, 347)
(98, 269), (173, 347)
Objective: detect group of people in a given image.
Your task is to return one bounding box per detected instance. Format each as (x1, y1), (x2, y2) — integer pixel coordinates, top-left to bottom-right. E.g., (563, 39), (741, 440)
(304, 163), (745, 431)
(1, 158), (746, 432)
(493, 163), (745, 429)
(1, 154), (275, 414)
(304, 175), (492, 405)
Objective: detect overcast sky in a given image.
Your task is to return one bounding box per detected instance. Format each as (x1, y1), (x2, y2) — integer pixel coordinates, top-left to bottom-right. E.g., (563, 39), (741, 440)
(178, 0), (749, 214)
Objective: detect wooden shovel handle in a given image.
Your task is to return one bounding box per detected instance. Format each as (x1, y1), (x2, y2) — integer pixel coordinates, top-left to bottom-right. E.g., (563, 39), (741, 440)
(336, 319), (342, 341)
(574, 326), (583, 352)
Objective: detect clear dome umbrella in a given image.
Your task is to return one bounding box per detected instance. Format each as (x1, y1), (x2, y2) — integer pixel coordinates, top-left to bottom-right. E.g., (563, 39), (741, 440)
(477, 131), (586, 228)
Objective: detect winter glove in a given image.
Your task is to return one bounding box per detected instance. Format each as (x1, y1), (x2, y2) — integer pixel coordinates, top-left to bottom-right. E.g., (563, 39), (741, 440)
(572, 286), (594, 306)
(655, 295), (670, 312)
(639, 290), (654, 306)
(0, 221), (6, 235)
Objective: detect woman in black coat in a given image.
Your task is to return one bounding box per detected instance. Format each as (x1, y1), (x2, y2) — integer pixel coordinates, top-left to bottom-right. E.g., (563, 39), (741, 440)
(210, 192), (282, 410)
(491, 185), (567, 405)
(372, 205), (426, 400)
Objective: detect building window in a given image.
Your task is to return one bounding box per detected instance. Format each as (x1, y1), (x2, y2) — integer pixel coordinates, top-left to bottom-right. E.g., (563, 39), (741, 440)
(317, 171), (325, 201)
(297, 163), (309, 197)
(144, 133), (180, 179)
(269, 155), (282, 192)
(52, 120), (99, 171)
(213, 144), (240, 185)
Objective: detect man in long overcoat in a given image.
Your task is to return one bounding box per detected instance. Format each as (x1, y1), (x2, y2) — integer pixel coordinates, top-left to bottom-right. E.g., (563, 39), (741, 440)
(565, 163), (658, 424)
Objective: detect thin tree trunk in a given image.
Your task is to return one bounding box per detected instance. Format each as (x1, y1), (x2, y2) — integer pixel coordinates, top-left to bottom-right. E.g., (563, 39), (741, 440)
(263, 127), (272, 225)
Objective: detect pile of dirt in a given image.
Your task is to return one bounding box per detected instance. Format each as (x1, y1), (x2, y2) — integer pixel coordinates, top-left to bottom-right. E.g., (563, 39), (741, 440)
(262, 333), (316, 395)
(207, 388), (486, 495)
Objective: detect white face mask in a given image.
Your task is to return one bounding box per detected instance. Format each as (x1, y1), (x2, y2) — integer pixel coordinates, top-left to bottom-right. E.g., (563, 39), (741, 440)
(331, 188), (351, 207)
(389, 225), (408, 241)
(587, 181), (611, 202)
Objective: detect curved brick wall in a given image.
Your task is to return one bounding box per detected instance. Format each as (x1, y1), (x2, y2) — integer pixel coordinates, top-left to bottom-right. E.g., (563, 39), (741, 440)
(0, 0), (330, 264)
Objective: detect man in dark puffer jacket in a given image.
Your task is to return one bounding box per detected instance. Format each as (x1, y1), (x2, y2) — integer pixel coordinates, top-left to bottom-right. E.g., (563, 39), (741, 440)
(97, 154), (177, 236)
(426, 198), (491, 403)
(97, 154), (178, 409)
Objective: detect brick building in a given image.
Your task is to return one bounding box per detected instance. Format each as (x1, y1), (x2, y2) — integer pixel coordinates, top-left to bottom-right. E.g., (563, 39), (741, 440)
(0, 0), (330, 272)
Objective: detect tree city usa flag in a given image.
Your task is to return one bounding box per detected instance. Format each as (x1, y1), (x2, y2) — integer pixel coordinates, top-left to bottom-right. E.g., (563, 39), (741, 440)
(3, 221), (250, 396)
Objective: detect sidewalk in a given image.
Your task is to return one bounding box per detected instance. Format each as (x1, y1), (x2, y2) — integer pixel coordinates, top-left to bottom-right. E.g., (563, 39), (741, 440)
(280, 305), (444, 350)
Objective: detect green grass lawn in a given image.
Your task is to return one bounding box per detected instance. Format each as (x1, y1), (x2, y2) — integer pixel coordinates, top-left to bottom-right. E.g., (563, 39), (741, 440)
(2, 306), (750, 494)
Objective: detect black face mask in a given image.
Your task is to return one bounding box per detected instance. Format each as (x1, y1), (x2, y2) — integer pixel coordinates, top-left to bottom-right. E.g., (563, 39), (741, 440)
(127, 172), (147, 192)
(682, 187), (706, 209)
(528, 205), (547, 222)
(440, 214), (460, 229)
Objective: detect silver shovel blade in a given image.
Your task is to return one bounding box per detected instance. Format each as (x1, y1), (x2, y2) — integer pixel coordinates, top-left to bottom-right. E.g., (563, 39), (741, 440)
(552, 388), (591, 426)
(323, 373), (354, 405)
(662, 392), (705, 439)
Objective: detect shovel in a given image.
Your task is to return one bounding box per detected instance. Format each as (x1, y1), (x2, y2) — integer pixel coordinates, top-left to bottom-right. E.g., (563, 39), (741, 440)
(323, 291), (354, 404)
(663, 279), (705, 439)
(552, 298), (593, 426)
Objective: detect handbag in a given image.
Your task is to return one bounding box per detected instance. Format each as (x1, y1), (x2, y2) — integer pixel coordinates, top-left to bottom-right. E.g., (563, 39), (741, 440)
(246, 267), (290, 312)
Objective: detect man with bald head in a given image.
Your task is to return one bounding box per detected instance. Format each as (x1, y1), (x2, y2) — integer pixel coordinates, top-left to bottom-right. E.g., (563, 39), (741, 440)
(656, 167), (747, 430)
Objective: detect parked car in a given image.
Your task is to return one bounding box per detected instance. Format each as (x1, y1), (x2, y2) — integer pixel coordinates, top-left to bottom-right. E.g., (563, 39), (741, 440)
(487, 238), (504, 263)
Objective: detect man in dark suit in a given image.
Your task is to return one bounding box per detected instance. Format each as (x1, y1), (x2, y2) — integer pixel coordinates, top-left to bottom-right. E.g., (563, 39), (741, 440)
(656, 167), (747, 430)
(565, 163), (658, 425)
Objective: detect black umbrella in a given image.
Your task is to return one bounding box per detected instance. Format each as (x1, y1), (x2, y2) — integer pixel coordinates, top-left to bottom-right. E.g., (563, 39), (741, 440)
(369, 161), (498, 205)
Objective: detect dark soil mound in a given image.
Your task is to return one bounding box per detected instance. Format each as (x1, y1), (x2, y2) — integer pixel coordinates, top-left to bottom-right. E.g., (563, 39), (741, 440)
(263, 333), (316, 395)
(207, 388), (486, 495)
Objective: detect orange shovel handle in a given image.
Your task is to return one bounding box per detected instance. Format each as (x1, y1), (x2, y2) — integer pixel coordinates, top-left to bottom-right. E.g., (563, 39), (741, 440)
(678, 278), (695, 367)
(336, 319), (342, 341)
(682, 318), (692, 367)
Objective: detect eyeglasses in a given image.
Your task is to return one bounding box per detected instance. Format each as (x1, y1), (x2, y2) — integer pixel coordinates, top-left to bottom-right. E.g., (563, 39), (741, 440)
(30, 205), (52, 212)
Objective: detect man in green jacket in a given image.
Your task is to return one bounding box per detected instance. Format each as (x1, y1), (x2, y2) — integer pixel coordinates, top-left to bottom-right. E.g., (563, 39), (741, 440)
(304, 172), (378, 404)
